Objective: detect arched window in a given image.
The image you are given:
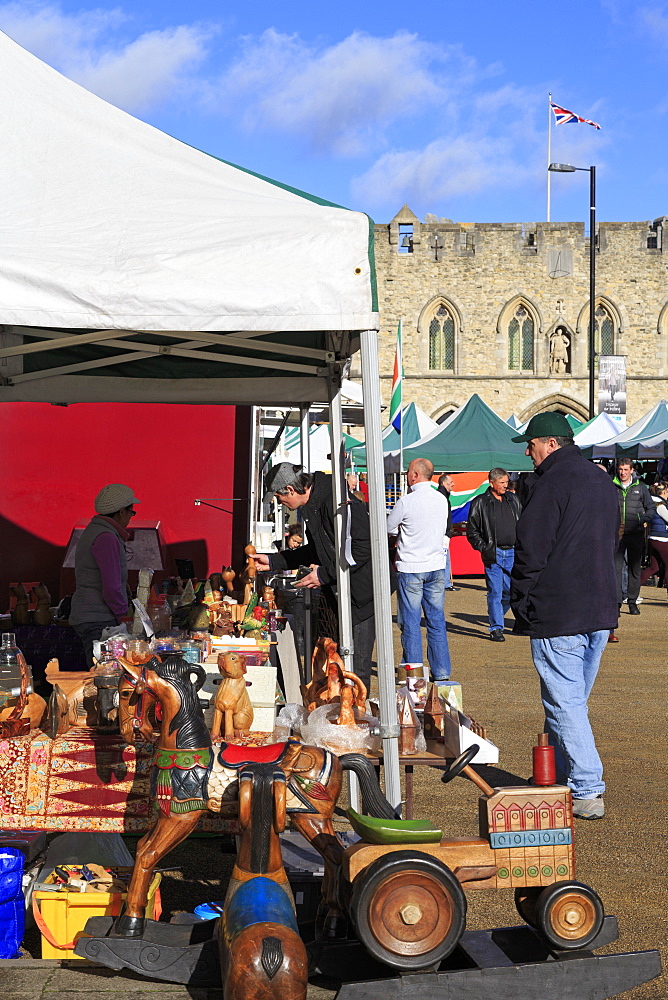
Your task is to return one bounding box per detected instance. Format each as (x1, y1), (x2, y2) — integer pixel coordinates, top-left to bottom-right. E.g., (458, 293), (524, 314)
(508, 304), (534, 371)
(595, 304), (614, 356)
(428, 303), (455, 370)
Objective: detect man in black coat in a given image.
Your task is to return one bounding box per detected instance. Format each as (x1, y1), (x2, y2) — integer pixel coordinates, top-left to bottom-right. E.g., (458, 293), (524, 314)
(510, 413), (619, 820)
(255, 463), (374, 689)
(613, 457), (655, 619)
(467, 469), (522, 641)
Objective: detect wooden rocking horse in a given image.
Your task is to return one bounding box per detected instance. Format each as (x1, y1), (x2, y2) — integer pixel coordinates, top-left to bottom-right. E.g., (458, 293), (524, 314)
(116, 653), (394, 940)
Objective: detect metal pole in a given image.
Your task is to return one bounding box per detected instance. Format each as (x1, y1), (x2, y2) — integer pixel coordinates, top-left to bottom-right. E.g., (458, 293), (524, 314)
(547, 92), (552, 223)
(360, 329), (402, 811)
(328, 381), (354, 674)
(589, 166), (596, 419)
(329, 377), (360, 812)
(299, 405), (310, 472)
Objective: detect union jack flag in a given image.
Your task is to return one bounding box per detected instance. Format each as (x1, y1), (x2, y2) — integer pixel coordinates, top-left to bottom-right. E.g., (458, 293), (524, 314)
(550, 101), (601, 129)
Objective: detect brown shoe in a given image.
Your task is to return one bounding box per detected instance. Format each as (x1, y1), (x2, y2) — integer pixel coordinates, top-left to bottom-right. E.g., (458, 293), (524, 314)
(608, 630), (620, 643)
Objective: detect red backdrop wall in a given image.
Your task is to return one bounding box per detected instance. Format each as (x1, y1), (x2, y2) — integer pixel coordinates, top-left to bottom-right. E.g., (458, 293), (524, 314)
(0, 402), (250, 611)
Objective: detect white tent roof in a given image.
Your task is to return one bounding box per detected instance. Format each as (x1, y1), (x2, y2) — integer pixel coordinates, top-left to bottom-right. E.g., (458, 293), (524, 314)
(0, 30), (377, 404)
(572, 411), (623, 447)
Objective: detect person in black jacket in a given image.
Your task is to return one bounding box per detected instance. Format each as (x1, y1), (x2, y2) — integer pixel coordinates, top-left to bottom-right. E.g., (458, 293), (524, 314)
(613, 458), (655, 619)
(255, 463), (375, 689)
(466, 469), (522, 641)
(437, 474), (457, 590)
(510, 412), (619, 821)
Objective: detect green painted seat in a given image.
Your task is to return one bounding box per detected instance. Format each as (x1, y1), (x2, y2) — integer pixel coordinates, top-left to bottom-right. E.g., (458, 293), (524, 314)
(347, 807), (443, 845)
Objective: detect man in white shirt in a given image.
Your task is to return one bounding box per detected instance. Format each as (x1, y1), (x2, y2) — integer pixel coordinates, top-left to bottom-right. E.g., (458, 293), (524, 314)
(387, 458), (452, 680)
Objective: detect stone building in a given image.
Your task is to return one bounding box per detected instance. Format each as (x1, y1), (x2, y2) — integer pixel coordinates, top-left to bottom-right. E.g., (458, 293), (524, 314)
(350, 205), (668, 424)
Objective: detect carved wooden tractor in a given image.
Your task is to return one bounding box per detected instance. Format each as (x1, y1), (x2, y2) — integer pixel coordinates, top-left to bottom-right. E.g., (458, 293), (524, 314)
(341, 746), (605, 971)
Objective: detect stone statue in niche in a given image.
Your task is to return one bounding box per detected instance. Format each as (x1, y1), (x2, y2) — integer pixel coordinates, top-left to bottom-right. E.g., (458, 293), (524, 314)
(549, 326), (571, 374)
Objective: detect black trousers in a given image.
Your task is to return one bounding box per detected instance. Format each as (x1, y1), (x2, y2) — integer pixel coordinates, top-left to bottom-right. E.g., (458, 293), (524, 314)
(615, 533), (644, 604)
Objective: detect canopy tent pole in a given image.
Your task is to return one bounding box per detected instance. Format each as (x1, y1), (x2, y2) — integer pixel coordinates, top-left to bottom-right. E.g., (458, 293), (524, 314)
(299, 405), (311, 471)
(328, 380), (354, 675)
(360, 329), (401, 810)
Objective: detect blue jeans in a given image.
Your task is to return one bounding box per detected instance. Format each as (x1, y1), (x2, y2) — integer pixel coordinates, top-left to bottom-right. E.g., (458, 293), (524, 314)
(444, 547), (453, 588)
(396, 570), (451, 680)
(530, 631), (607, 799)
(484, 547), (514, 632)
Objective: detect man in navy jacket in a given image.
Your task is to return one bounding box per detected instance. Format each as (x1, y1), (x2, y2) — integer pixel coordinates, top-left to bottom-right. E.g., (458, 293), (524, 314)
(510, 413), (619, 820)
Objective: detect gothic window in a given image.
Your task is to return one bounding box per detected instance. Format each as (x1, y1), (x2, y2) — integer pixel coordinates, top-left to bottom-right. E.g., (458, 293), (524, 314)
(508, 304), (534, 371)
(595, 304), (614, 356)
(428, 303), (455, 370)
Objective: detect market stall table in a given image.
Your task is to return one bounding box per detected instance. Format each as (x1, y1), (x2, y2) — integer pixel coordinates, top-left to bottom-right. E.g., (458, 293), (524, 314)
(364, 740), (454, 819)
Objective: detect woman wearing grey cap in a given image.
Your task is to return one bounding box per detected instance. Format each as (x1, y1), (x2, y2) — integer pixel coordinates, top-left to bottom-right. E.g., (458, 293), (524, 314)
(69, 483), (140, 667)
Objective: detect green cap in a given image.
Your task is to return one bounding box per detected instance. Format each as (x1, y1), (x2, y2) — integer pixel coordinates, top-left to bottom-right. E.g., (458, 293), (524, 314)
(511, 411), (575, 443)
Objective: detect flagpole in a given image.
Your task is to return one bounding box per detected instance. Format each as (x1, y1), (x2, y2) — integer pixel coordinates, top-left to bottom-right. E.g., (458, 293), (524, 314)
(399, 318), (404, 495)
(547, 92), (552, 222)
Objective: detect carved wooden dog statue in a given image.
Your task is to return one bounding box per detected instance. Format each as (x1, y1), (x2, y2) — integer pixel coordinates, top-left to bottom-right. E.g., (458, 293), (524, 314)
(32, 582), (53, 627)
(211, 651), (254, 741)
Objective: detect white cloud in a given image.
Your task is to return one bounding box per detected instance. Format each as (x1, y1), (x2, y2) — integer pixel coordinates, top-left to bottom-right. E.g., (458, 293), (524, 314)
(0, 2), (212, 112)
(351, 134), (537, 209)
(214, 29), (469, 157)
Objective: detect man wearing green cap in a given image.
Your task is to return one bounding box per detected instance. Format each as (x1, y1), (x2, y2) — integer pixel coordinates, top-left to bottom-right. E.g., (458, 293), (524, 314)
(510, 413), (619, 820)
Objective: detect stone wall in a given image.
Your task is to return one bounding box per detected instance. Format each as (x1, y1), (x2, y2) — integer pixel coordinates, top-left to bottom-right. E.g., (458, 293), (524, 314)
(350, 208), (668, 424)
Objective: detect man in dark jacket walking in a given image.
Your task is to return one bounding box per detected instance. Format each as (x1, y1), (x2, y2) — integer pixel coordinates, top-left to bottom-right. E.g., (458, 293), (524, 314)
(255, 463), (375, 689)
(510, 413), (619, 820)
(613, 458), (655, 618)
(467, 469), (522, 641)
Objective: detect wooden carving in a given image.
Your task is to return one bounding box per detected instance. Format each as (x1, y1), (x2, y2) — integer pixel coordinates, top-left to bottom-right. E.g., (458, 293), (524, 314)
(211, 651), (254, 741)
(10, 584), (31, 627)
(32, 582), (53, 626)
(306, 639), (367, 714)
(423, 683), (444, 741)
(398, 694), (420, 755)
(222, 566), (236, 594)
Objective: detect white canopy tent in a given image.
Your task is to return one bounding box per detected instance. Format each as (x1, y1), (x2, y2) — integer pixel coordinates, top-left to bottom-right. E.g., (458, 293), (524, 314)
(572, 411), (623, 448)
(0, 31), (401, 805)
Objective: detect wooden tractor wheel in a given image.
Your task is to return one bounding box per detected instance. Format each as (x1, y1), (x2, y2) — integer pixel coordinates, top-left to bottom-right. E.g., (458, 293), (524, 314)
(534, 881), (604, 950)
(349, 850), (467, 970)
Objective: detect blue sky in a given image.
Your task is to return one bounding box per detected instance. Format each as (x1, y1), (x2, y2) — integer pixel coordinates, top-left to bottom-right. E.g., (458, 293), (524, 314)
(2, 0), (666, 224)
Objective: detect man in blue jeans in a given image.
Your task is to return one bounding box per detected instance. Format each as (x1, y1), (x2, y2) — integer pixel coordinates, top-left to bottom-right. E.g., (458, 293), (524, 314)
(467, 469), (522, 641)
(510, 412), (619, 820)
(387, 458), (451, 680)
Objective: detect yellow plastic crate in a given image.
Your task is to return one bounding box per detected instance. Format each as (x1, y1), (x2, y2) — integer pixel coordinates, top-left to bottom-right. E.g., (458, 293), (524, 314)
(33, 867), (161, 959)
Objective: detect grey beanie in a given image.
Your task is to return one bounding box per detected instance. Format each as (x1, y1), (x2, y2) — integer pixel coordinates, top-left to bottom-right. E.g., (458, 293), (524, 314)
(94, 483), (140, 515)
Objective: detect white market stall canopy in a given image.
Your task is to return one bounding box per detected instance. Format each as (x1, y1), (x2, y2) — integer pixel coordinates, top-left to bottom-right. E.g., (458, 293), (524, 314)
(0, 30), (378, 404)
(580, 401), (668, 459)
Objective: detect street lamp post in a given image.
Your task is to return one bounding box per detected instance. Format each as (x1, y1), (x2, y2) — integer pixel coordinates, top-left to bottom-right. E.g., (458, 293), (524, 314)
(548, 162), (597, 419)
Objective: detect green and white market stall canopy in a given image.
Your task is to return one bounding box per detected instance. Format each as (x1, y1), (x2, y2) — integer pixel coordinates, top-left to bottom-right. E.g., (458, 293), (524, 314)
(0, 30), (378, 404)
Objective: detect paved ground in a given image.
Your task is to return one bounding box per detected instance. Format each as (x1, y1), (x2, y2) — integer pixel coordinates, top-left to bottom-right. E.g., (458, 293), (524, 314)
(4, 578), (667, 998)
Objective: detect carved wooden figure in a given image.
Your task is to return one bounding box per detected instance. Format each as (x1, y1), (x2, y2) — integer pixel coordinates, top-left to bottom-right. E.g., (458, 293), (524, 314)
(32, 582), (54, 626)
(261, 586), (276, 609)
(219, 763), (308, 1000)
(222, 567), (236, 594)
(211, 651), (253, 741)
(10, 584), (31, 627)
(398, 693), (420, 755)
(423, 683), (444, 741)
(241, 544), (257, 605)
(306, 640), (367, 714)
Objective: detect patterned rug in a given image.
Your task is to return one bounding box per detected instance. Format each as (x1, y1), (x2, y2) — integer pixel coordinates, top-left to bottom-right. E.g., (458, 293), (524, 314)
(0, 728), (237, 833)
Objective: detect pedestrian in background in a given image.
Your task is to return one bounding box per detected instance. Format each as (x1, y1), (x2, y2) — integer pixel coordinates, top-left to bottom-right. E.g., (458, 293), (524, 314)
(510, 413), (618, 820)
(387, 458), (452, 680)
(437, 473), (458, 590)
(466, 468), (521, 641)
(613, 458), (655, 619)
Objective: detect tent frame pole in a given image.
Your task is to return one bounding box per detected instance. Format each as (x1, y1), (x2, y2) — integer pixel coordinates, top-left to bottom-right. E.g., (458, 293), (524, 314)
(328, 377), (354, 674)
(360, 329), (401, 810)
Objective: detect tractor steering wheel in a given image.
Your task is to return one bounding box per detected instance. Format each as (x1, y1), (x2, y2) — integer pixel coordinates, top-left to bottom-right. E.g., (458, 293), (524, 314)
(441, 744), (479, 785)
